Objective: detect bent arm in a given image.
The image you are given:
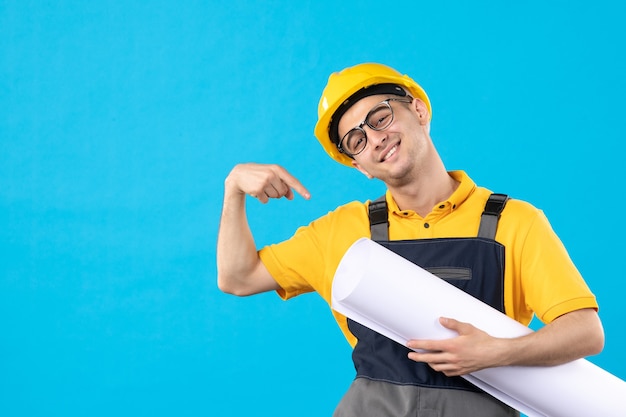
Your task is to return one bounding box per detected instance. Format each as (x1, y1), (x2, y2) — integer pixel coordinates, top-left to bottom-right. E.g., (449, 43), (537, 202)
(498, 307), (604, 367)
(216, 163), (310, 296)
(407, 308), (604, 376)
(216, 180), (277, 296)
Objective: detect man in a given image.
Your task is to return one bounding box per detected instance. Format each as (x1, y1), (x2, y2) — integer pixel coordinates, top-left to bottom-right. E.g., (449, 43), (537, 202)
(217, 63), (604, 416)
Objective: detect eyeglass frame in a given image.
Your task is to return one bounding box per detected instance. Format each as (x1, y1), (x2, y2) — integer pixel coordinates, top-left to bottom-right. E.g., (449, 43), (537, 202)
(337, 96), (414, 158)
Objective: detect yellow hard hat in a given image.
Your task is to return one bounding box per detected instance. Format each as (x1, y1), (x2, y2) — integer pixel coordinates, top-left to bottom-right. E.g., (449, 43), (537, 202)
(314, 62), (431, 167)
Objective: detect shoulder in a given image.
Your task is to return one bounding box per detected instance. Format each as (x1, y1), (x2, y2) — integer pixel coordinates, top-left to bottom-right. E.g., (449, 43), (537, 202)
(470, 182), (542, 221)
(468, 184), (549, 241)
(502, 197), (543, 219)
(496, 196), (558, 247)
(307, 200), (370, 231)
(277, 200), (371, 247)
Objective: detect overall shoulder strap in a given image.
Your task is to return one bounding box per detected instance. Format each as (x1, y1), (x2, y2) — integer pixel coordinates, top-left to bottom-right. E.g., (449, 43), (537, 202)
(477, 193), (509, 240)
(368, 195), (389, 241)
(369, 192), (510, 241)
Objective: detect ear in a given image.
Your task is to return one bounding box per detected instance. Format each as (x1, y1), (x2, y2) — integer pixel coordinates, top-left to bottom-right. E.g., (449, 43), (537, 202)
(412, 98), (431, 125)
(352, 160), (374, 179)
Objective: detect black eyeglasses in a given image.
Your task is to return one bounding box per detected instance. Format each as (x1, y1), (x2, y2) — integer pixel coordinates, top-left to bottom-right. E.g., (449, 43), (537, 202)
(337, 96), (413, 157)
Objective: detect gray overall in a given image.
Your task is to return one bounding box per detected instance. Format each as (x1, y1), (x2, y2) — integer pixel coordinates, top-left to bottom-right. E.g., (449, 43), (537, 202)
(334, 194), (520, 417)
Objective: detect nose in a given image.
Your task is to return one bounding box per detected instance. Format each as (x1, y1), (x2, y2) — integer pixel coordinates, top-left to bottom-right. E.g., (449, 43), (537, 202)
(366, 127), (387, 149)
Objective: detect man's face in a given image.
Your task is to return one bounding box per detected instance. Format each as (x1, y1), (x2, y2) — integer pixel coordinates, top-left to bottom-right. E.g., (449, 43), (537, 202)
(337, 94), (431, 185)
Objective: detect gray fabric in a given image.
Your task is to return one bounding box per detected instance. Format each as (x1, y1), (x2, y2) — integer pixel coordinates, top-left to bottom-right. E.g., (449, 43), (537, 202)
(477, 194), (509, 240)
(368, 197), (388, 241)
(476, 214), (498, 240)
(333, 378), (520, 417)
(370, 221), (388, 241)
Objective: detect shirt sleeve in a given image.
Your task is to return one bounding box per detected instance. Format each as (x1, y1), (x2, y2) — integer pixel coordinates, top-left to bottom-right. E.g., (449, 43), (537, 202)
(258, 201), (370, 304)
(259, 224), (323, 300)
(518, 209), (598, 324)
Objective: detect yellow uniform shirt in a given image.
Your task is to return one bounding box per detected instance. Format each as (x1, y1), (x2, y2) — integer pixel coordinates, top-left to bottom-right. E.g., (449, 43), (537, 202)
(259, 171), (598, 347)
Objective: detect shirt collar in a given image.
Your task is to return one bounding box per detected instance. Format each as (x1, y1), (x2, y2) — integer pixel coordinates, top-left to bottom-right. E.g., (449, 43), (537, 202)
(385, 170), (476, 215)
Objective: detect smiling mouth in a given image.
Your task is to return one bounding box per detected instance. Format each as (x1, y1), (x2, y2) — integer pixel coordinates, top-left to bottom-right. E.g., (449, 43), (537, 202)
(381, 144), (398, 162)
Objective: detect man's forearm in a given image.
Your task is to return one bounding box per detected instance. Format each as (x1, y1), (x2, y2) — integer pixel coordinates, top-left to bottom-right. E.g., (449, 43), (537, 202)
(498, 308), (604, 368)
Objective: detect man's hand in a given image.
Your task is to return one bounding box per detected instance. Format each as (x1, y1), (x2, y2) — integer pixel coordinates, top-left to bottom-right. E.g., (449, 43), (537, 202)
(406, 317), (505, 376)
(226, 163), (310, 203)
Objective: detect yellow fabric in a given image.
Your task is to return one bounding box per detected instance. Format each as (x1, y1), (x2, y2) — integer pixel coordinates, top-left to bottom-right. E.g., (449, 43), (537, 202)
(259, 171), (598, 348)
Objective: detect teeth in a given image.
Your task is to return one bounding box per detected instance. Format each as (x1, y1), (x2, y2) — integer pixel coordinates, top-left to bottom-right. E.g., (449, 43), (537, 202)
(383, 145), (397, 161)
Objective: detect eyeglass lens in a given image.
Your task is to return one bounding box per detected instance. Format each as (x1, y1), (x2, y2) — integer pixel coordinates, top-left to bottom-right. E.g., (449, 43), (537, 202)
(343, 103), (393, 155)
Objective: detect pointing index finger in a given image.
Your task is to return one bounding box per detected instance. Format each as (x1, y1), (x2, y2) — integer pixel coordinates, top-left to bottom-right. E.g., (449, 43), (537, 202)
(278, 167), (311, 200)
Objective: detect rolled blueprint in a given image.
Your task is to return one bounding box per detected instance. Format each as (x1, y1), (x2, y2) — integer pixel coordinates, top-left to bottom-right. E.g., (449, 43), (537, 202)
(331, 238), (626, 417)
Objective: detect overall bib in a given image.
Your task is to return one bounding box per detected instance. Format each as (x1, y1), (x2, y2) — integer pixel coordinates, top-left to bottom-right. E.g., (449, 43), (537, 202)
(334, 194), (519, 417)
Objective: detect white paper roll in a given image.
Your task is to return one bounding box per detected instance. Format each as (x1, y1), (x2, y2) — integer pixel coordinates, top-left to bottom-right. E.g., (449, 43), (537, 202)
(331, 238), (626, 417)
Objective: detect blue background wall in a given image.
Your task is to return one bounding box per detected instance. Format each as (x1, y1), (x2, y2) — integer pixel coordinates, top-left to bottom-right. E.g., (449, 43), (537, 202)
(2, 1), (624, 416)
